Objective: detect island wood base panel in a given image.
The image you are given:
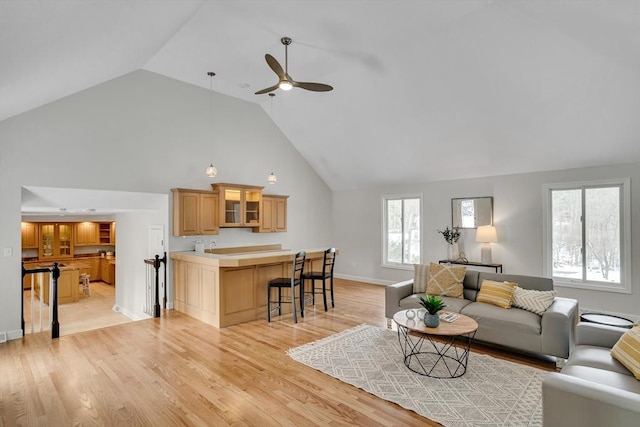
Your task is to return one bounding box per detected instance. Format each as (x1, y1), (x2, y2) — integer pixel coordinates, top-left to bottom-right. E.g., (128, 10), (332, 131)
(171, 248), (328, 328)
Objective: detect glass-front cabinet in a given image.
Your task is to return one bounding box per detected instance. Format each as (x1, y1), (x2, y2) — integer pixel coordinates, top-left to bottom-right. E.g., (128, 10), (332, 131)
(212, 183), (264, 227)
(39, 223), (74, 260)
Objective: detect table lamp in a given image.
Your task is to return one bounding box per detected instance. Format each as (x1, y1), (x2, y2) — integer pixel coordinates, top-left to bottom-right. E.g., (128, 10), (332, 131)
(476, 225), (498, 264)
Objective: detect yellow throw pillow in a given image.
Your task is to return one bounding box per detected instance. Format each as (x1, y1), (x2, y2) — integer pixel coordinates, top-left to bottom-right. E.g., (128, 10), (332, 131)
(477, 280), (516, 308)
(426, 263), (465, 298)
(611, 325), (640, 380)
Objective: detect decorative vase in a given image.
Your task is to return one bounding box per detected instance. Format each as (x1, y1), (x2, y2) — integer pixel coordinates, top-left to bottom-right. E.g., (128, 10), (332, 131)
(447, 243), (459, 260)
(424, 313), (440, 328)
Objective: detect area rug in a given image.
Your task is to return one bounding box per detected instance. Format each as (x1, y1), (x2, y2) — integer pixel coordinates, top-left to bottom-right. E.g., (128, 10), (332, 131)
(287, 324), (548, 427)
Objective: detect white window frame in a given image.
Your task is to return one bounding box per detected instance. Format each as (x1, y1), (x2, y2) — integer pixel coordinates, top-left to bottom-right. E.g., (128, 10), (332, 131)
(542, 178), (631, 294)
(382, 194), (422, 270)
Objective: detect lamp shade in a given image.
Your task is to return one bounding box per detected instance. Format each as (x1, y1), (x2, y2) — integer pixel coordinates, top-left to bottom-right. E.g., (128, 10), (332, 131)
(475, 225), (498, 243)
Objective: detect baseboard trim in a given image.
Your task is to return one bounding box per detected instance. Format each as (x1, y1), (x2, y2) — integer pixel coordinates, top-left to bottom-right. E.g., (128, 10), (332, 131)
(334, 274), (393, 286)
(0, 329), (25, 343)
(112, 305), (151, 321)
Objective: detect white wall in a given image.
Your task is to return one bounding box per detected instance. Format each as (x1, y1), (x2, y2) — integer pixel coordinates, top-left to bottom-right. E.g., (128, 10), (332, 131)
(332, 163), (640, 320)
(0, 70), (332, 340)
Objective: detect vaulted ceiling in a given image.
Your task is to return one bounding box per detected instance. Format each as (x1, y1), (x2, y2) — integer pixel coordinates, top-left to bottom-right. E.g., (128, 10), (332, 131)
(2, 0), (638, 191)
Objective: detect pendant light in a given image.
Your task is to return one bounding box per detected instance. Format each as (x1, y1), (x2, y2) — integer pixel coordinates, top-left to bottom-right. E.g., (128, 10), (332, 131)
(267, 93), (277, 184)
(205, 71), (218, 178)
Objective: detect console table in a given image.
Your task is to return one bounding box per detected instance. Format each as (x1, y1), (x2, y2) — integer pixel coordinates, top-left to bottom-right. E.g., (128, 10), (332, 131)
(438, 259), (503, 273)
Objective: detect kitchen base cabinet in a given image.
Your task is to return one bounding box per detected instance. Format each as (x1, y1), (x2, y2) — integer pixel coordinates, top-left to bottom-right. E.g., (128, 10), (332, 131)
(33, 268), (80, 305)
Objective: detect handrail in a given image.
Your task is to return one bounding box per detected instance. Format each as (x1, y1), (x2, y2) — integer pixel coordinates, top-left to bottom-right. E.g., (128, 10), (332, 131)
(143, 252), (167, 318)
(21, 262), (61, 339)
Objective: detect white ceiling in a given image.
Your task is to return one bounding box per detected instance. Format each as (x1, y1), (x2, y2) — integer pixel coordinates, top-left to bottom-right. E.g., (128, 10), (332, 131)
(2, 0), (639, 192)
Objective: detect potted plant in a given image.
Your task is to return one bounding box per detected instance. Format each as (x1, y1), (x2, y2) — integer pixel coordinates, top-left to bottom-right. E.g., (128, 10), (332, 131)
(438, 226), (461, 260)
(418, 294), (446, 327)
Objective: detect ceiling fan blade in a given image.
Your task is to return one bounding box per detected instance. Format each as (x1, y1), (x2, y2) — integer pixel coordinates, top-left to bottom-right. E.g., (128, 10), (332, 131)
(265, 54), (286, 79)
(254, 83), (280, 95)
(293, 81), (334, 92)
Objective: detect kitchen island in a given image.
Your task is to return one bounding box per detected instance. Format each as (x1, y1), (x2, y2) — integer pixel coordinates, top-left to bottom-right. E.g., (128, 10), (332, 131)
(170, 245), (334, 328)
(26, 261), (89, 304)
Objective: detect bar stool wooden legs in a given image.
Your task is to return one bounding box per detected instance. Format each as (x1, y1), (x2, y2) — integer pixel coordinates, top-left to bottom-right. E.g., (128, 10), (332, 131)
(80, 274), (91, 296)
(267, 251), (306, 323)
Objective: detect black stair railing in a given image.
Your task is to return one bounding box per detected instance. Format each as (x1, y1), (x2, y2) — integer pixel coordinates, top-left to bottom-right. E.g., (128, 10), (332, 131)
(143, 252), (167, 318)
(21, 261), (61, 339)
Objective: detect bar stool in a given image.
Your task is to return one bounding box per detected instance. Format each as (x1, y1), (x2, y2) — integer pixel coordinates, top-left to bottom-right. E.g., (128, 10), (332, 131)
(267, 251), (306, 323)
(80, 274), (91, 296)
(302, 247), (336, 311)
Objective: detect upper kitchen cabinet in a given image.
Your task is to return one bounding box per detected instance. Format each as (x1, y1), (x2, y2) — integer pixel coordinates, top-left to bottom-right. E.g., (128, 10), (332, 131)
(39, 223), (74, 260)
(21, 222), (39, 249)
(74, 222), (100, 246)
(254, 195), (288, 233)
(212, 183), (263, 228)
(172, 189), (219, 236)
(99, 222), (116, 245)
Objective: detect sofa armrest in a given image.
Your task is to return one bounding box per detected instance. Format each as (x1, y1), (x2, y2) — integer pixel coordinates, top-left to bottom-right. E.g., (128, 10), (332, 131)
(575, 322), (626, 348)
(543, 372), (640, 427)
(384, 279), (414, 319)
(540, 297), (579, 359)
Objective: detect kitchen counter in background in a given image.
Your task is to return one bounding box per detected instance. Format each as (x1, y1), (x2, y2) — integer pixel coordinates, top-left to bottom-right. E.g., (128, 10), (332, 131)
(23, 255), (117, 298)
(170, 245), (336, 328)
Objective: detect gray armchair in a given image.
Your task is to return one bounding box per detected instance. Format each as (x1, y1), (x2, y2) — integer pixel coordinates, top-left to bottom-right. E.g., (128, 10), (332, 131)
(542, 322), (640, 427)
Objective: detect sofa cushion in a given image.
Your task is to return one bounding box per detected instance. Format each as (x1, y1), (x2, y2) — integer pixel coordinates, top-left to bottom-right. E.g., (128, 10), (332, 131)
(461, 302), (542, 335)
(611, 325), (640, 380)
(560, 365), (640, 394)
(512, 286), (557, 315)
(566, 344), (634, 376)
(413, 263), (429, 293)
(426, 263), (465, 298)
(476, 280), (516, 308)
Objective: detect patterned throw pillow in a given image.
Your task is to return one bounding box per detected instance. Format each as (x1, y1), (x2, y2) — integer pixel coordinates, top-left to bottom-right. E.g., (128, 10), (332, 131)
(476, 280), (516, 308)
(512, 286), (557, 315)
(413, 263), (429, 293)
(611, 325), (640, 380)
(426, 263), (465, 298)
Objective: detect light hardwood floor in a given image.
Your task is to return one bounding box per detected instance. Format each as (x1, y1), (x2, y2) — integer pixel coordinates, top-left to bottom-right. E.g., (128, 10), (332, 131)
(2, 279), (555, 426)
(23, 281), (132, 336)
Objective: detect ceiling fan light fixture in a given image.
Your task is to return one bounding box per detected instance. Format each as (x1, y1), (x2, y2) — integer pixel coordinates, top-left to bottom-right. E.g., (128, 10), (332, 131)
(279, 81), (293, 91)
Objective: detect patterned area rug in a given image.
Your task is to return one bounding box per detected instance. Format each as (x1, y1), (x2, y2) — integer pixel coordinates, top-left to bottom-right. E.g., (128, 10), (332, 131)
(287, 324), (547, 427)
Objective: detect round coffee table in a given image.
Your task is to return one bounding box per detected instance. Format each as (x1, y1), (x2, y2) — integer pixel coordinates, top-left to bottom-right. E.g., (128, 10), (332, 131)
(393, 309), (478, 378)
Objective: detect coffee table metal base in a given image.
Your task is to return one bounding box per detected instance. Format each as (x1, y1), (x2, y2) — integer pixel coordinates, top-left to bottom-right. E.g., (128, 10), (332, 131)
(396, 325), (476, 378)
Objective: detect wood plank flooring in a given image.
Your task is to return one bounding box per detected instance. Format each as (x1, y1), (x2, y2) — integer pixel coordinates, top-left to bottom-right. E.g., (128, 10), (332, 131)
(23, 282), (132, 336)
(1, 279), (556, 426)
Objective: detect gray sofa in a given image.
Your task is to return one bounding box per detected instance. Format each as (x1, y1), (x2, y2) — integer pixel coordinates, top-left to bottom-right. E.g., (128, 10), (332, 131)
(385, 270), (579, 359)
(542, 322), (640, 426)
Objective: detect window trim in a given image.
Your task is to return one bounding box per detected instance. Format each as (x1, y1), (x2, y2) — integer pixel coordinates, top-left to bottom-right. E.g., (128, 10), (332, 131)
(542, 178), (631, 294)
(381, 193), (422, 270)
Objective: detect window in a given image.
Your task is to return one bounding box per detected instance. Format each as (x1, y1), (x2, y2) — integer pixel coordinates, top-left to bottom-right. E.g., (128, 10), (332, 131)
(543, 179), (631, 293)
(383, 195), (421, 268)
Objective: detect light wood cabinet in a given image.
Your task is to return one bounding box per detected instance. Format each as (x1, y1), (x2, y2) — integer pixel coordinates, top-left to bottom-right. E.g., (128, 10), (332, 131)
(39, 223), (74, 260)
(21, 222), (39, 249)
(212, 183), (263, 228)
(99, 222), (115, 245)
(172, 189), (219, 236)
(100, 258), (114, 284)
(254, 195), (288, 233)
(74, 222), (100, 246)
(33, 268), (80, 305)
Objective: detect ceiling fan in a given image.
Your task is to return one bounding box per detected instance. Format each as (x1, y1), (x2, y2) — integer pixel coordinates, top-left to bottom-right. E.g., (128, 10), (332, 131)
(255, 37), (333, 95)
